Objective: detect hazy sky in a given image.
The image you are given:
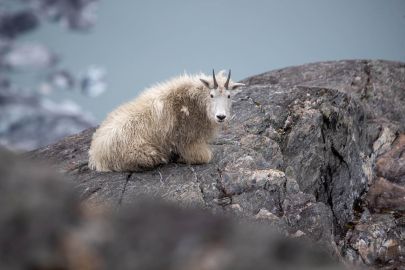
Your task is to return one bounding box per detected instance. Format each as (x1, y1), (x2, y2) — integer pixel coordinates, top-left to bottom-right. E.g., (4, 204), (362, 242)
(25, 0), (405, 122)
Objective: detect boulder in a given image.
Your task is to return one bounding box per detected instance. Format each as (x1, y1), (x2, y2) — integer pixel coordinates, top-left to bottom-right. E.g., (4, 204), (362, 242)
(28, 60), (405, 268)
(0, 148), (342, 270)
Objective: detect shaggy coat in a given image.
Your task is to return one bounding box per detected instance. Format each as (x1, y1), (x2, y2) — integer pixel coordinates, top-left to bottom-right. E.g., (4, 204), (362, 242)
(88, 71), (241, 172)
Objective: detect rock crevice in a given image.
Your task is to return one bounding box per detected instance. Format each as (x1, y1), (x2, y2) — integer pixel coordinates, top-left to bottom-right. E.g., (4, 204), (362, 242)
(29, 60), (405, 269)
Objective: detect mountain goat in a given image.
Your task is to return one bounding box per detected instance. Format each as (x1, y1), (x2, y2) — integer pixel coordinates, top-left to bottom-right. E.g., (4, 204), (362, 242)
(88, 70), (244, 172)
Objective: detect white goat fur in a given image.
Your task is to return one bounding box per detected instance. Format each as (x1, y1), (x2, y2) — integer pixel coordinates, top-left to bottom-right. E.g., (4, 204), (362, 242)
(88, 71), (241, 172)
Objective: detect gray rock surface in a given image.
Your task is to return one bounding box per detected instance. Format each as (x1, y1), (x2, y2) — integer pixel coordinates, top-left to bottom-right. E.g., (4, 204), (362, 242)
(0, 148), (343, 270)
(29, 60), (405, 269)
(0, 149), (82, 270)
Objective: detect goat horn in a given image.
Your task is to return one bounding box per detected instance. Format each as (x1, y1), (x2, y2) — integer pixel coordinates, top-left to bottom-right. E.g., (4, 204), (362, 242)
(212, 69), (218, 89)
(224, 69), (231, 89)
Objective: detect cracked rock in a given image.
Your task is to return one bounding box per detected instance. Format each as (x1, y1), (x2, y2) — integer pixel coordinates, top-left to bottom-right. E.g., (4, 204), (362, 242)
(28, 60), (405, 269)
(0, 148), (343, 270)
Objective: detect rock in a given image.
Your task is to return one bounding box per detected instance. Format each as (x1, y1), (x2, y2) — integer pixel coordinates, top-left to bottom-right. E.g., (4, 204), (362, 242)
(0, 10), (39, 38)
(376, 134), (405, 185)
(0, 148), (82, 270)
(0, 89), (93, 151)
(0, 1), (101, 151)
(99, 200), (342, 270)
(342, 213), (405, 268)
(28, 60), (405, 269)
(0, 148), (343, 270)
(366, 177), (405, 213)
(255, 208), (280, 221)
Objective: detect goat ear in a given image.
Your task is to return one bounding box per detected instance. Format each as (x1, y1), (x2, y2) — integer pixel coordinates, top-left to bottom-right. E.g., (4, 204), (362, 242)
(200, 79), (210, 88)
(231, 83), (245, 90)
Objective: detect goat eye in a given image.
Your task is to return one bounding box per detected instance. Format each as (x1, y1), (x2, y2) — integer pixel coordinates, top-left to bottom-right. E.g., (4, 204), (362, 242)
(227, 95), (230, 99)
(210, 94), (214, 98)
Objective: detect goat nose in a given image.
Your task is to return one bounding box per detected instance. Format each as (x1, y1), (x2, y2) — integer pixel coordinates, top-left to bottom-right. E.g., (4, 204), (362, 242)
(216, 114), (226, 121)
